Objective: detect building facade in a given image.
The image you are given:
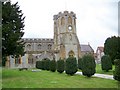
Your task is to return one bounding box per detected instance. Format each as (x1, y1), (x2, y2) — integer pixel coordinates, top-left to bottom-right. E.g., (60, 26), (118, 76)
(53, 11), (81, 60)
(8, 11), (94, 68)
(96, 46), (104, 64)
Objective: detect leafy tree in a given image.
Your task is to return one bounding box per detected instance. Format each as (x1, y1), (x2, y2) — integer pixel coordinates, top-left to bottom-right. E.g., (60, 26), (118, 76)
(78, 58), (82, 70)
(104, 36), (120, 64)
(65, 57), (78, 75)
(81, 54), (96, 77)
(50, 59), (56, 72)
(57, 58), (65, 73)
(2, 1), (25, 66)
(101, 55), (112, 72)
(113, 59), (120, 81)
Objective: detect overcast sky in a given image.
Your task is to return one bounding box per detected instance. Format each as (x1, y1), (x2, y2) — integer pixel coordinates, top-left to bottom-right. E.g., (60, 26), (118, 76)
(11, 0), (119, 51)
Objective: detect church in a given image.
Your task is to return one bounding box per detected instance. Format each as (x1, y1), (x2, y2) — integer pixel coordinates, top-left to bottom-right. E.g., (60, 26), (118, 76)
(9, 11), (94, 68)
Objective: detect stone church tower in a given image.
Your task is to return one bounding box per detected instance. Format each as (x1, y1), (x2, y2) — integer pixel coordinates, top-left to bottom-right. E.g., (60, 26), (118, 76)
(8, 11), (94, 68)
(53, 11), (81, 60)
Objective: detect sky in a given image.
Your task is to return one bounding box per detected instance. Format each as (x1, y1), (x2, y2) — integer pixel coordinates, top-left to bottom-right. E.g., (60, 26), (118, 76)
(11, 0), (119, 51)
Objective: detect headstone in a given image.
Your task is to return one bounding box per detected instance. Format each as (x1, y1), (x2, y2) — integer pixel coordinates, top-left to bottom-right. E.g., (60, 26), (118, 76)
(21, 54), (28, 68)
(10, 56), (15, 68)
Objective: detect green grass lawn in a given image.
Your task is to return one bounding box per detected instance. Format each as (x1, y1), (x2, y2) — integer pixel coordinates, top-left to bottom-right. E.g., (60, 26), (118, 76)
(2, 68), (118, 88)
(0, 67), (2, 89)
(78, 64), (114, 75)
(96, 64), (115, 75)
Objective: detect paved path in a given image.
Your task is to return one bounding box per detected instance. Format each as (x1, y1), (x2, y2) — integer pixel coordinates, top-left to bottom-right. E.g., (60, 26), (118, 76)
(76, 72), (114, 80)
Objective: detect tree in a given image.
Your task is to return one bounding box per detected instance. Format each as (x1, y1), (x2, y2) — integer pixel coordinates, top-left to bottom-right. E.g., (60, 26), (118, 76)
(65, 57), (78, 75)
(44, 58), (50, 71)
(2, 1), (25, 66)
(81, 54), (96, 77)
(113, 59), (120, 81)
(57, 58), (65, 73)
(49, 59), (56, 72)
(36, 61), (39, 69)
(36, 60), (42, 69)
(101, 55), (112, 72)
(41, 60), (45, 70)
(0, 1), (2, 66)
(104, 36), (120, 64)
(78, 58), (82, 70)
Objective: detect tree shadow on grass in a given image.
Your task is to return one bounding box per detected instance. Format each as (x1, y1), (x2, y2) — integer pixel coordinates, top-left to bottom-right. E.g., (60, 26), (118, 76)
(2, 69), (24, 79)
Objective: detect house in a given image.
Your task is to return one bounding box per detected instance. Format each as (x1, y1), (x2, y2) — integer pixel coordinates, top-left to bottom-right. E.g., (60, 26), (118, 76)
(80, 44), (94, 57)
(96, 46), (104, 64)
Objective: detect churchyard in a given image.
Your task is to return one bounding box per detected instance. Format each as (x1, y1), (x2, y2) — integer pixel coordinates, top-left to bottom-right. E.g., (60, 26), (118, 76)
(2, 65), (118, 88)
(2, 1), (120, 89)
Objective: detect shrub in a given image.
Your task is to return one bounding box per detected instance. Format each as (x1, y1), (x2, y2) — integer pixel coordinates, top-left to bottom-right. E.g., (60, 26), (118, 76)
(41, 60), (45, 70)
(44, 58), (50, 70)
(39, 60), (43, 69)
(65, 57), (78, 75)
(101, 55), (112, 72)
(78, 58), (82, 70)
(50, 59), (56, 72)
(57, 58), (65, 73)
(113, 59), (120, 81)
(36, 61), (39, 69)
(82, 54), (96, 77)
(36, 60), (42, 69)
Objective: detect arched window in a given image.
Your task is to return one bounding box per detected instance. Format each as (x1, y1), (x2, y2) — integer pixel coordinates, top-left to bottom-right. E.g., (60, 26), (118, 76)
(48, 44), (52, 50)
(38, 44), (41, 50)
(28, 58), (33, 64)
(68, 16), (72, 24)
(61, 17), (65, 25)
(27, 44), (31, 51)
(68, 50), (75, 57)
(28, 55), (34, 64)
(15, 58), (21, 64)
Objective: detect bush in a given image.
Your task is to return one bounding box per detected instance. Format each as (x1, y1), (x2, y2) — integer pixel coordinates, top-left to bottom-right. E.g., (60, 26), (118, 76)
(101, 55), (112, 72)
(36, 59), (50, 70)
(44, 58), (50, 70)
(78, 58), (82, 70)
(36, 60), (42, 69)
(57, 58), (65, 73)
(36, 61), (39, 69)
(50, 59), (56, 72)
(65, 57), (78, 75)
(41, 60), (45, 70)
(82, 54), (96, 77)
(113, 59), (120, 81)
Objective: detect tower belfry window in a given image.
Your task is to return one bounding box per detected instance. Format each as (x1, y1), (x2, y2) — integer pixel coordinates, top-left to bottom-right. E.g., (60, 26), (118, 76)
(38, 44), (41, 50)
(48, 44), (52, 50)
(27, 44), (31, 51)
(68, 16), (72, 24)
(61, 17), (65, 25)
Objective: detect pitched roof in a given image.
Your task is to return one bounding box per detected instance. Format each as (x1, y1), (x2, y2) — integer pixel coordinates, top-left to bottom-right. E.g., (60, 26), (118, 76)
(80, 44), (94, 52)
(97, 46), (104, 52)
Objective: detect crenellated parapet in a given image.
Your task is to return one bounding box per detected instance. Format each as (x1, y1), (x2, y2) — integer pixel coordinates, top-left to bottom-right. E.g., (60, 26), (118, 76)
(53, 11), (76, 20)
